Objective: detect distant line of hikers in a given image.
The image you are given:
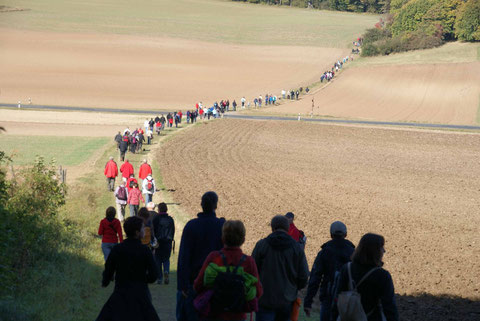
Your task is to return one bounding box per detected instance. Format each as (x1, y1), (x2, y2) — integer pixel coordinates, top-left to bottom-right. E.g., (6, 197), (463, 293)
(96, 191), (399, 321)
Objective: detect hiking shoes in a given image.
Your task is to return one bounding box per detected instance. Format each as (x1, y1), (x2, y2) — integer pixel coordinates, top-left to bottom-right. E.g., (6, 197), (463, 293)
(164, 273), (169, 285)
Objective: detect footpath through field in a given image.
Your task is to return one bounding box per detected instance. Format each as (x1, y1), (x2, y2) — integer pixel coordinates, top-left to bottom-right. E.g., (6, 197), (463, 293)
(2, 103), (480, 131)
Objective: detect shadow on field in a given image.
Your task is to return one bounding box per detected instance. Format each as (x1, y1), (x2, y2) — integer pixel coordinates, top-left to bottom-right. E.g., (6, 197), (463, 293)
(304, 292), (480, 321)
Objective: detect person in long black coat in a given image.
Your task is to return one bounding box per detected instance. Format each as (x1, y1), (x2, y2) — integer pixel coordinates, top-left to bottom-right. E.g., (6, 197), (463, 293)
(96, 216), (160, 321)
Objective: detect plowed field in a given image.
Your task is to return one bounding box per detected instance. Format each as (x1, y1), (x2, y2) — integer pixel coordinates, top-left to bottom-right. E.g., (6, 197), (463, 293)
(158, 119), (480, 319)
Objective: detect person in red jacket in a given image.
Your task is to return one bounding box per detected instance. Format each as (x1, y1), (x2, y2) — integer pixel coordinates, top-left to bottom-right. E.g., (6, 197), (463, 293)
(126, 174), (138, 193)
(104, 157), (118, 191)
(194, 220), (263, 320)
(98, 206), (123, 261)
(127, 183), (144, 217)
(120, 159), (134, 182)
(138, 159), (152, 185)
(286, 212), (301, 242)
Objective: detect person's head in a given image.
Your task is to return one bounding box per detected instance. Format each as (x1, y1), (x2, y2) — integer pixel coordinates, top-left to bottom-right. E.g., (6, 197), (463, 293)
(138, 207), (150, 223)
(133, 182), (138, 189)
(125, 159), (129, 163)
(222, 220), (246, 247)
(109, 156), (113, 161)
(124, 216), (144, 239)
(271, 215), (289, 233)
(158, 202), (168, 213)
(143, 159), (147, 164)
(129, 174), (134, 178)
(106, 206), (116, 220)
(351, 233), (385, 267)
(147, 202), (155, 211)
(285, 212), (294, 224)
(330, 221), (347, 239)
(201, 191), (218, 213)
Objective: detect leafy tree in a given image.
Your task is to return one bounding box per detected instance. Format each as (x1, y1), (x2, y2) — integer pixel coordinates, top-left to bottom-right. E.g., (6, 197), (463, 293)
(455, 0), (480, 41)
(391, 0), (438, 36)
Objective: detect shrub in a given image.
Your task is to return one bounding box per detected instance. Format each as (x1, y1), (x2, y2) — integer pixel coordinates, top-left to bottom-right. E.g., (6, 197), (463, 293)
(455, 0), (480, 41)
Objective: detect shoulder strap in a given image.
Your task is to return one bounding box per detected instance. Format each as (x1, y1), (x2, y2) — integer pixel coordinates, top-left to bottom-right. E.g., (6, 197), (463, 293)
(219, 251), (229, 269)
(347, 262), (354, 290)
(355, 266), (381, 289)
(233, 255), (247, 274)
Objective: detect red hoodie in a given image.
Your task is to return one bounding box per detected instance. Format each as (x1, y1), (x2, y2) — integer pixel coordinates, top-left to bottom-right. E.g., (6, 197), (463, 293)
(120, 161), (134, 179)
(104, 160), (118, 178)
(138, 163), (152, 180)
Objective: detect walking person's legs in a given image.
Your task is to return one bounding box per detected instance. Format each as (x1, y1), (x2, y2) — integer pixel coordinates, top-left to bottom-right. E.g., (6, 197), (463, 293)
(116, 203), (125, 222)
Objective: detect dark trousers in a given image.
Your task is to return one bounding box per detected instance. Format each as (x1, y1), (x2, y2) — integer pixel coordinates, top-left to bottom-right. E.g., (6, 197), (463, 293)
(256, 303), (293, 321)
(176, 287), (198, 321)
(106, 177), (115, 191)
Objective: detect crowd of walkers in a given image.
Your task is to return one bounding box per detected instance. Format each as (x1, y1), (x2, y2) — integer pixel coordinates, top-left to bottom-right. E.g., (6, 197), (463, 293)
(96, 191), (399, 321)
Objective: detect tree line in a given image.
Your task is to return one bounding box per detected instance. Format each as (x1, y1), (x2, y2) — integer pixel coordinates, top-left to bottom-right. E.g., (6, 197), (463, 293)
(361, 0), (479, 56)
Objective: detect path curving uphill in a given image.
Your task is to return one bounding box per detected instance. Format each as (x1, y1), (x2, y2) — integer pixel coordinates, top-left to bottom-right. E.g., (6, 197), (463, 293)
(267, 62), (480, 125)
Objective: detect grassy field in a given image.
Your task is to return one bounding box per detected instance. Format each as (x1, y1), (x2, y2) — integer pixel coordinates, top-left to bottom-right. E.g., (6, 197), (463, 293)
(351, 41), (480, 66)
(0, 0), (378, 47)
(2, 136), (108, 166)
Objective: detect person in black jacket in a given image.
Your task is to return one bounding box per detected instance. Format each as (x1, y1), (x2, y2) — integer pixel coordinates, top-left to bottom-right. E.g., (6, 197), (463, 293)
(96, 216), (160, 321)
(176, 191), (225, 321)
(119, 139), (128, 162)
(152, 202), (175, 285)
(252, 215), (309, 321)
(114, 131), (122, 150)
(304, 221), (355, 321)
(332, 233), (399, 321)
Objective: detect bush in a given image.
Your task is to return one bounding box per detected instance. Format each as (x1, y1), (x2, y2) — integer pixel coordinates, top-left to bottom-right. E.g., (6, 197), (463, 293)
(0, 155), (66, 300)
(455, 0), (480, 41)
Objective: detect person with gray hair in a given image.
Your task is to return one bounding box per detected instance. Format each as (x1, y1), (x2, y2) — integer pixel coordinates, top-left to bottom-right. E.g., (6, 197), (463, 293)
(304, 221), (355, 321)
(104, 156), (118, 192)
(252, 215), (309, 321)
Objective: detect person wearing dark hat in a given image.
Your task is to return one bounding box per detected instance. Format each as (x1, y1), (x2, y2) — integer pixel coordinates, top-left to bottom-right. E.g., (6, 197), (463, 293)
(304, 221), (355, 321)
(252, 215), (309, 321)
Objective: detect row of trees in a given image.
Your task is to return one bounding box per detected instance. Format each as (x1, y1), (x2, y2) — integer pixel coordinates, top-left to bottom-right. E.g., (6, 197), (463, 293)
(234, 0), (388, 13)
(361, 0), (479, 56)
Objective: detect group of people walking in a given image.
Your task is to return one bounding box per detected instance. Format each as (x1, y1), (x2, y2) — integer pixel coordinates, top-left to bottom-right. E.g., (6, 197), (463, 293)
(96, 191), (398, 321)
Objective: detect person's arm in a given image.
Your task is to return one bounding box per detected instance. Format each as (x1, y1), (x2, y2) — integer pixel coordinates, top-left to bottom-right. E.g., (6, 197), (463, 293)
(251, 242), (262, 273)
(248, 256), (263, 298)
(177, 223), (193, 293)
(331, 266), (348, 321)
(116, 220), (123, 242)
(297, 248), (309, 290)
(380, 271), (399, 321)
(102, 246), (117, 287)
(104, 164), (108, 176)
(98, 220), (104, 236)
(304, 252), (323, 310)
(193, 252), (215, 293)
(139, 191), (145, 204)
(127, 191), (131, 204)
(145, 248), (158, 283)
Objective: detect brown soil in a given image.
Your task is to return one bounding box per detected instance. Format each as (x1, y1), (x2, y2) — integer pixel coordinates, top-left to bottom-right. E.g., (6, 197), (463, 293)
(0, 28), (345, 110)
(157, 119), (480, 319)
(266, 62), (480, 125)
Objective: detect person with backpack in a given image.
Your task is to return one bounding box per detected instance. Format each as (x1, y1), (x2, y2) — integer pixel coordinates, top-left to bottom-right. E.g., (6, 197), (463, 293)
(96, 216), (160, 321)
(104, 157), (118, 192)
(142, 174), (156, 204)
(177, 191), (225, 321)
(127, 182), (144, 217)
(114, 182), (128, 222)
(252, 215), (309, 321)
(120, 159), (134, 183)
(152, 202), (175, 284)
(332, 233), (398, 321)
(193, 220), (263, 320)
(98, 206), (123, 261)
(304, 221), (355, 321)
(138, 207), (156, 250)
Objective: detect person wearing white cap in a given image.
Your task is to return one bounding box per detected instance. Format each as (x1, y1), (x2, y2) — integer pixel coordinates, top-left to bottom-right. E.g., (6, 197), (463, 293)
(304, 221), (355, 321)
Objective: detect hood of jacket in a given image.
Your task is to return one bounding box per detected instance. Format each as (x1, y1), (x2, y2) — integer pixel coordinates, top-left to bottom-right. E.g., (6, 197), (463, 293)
(266, 230), (295, 250)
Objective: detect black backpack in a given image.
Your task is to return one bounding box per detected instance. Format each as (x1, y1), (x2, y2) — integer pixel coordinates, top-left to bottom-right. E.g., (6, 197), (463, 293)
(210, 252), (247, 313)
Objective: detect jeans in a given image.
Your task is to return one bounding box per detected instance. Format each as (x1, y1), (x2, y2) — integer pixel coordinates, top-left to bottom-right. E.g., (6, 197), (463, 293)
(129, 204), (139, 217)
(144, 193), (152, 204)
(320, 299), (332, 321)
(176, 287), (198, 321)
(106, 177), (115, 191)
(116, 203), (126, 222)
(101, 242), (116, 261)
(155, 256), (170, 281)
(256, 304), (292, 321)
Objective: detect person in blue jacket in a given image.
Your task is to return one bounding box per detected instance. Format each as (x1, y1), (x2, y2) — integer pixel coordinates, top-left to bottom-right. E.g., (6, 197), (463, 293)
(176, 191), (225, 321)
